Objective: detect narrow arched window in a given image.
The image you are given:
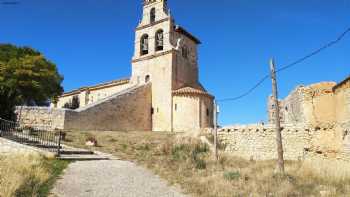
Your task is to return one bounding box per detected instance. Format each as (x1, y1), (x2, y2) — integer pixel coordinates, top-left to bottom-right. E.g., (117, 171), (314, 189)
(150, 8), (156, 23)
(145, 75), (150, 83)
(155, 29), (164, 51)
(140, 34), (149, 55)
(182, 45), (189, 59)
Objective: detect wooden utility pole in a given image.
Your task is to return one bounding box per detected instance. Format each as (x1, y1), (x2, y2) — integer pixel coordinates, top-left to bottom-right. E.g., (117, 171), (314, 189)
(213, 100), (218, 161)
(269, 58), (285, 174)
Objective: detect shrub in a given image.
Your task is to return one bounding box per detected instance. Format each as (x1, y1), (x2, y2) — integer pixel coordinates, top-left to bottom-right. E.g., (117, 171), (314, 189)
(191, 143), (209, 170)
(171, 144), (189, 161)
(121, 143), (128, 150)
(205, 133), (227, 150)
(170, 140), (209, 169)
(224, 171), (241, 181)
(194, 158), (206, 169)
(137, 143), (150, 151)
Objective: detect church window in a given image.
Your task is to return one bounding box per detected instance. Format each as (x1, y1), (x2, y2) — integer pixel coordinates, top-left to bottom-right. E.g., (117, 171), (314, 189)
(206, 108), (210, 117)
(155, 29), (164, 51)
(182, 45), (189, 59)
(150, 8), (156, 23)
(145, 75), (150, 83)
(175, 104), (177, 111)
(151, 107), (154, 115)
(140, 34), (149, 55)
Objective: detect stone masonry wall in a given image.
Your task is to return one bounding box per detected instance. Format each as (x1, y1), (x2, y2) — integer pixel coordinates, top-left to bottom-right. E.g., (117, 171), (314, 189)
(219, 124), (350, 161)
(0, 138), (53, 156)
(268, 82), (337, 127)
(16, 84), (152, 132)
(64, 84), (152, 131)
(15, 107), (67, 130)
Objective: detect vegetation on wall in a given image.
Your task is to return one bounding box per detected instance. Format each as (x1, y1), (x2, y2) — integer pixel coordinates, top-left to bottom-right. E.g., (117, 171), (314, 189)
(0, 44), (63, 119)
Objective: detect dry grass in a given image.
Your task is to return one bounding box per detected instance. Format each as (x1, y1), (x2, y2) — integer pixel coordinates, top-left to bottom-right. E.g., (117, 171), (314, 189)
(64, 130), (350, 197)
(0, 153), (69, 197)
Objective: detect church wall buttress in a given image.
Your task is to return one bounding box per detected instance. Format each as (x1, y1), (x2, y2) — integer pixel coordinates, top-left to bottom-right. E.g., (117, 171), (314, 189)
(132, 53), (174, 132)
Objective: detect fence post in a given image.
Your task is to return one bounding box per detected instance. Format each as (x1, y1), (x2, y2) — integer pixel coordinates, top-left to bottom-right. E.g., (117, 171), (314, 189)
(57, 130), (61, 157)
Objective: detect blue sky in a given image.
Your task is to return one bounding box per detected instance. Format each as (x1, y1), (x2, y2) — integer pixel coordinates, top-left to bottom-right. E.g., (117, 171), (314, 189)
(1, 0), (349, 125)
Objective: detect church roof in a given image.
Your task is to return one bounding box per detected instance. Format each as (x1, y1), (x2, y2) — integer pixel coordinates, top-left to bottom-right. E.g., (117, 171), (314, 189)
(174, 25), (201, 44)
(61, 78), (130, 97)
(173, 86), (213, 98)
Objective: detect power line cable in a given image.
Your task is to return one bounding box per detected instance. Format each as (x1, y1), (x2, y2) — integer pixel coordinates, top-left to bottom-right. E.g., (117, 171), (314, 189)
(276, 27), (350, 73)
(218, 75), (269, 102)
(217, 26), (350, 103)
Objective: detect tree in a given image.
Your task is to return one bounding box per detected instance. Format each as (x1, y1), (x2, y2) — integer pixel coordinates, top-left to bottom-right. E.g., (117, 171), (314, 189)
(63, 96), (80, 110)
(0, 44), (64, 119)
(71, 96), (80, 109)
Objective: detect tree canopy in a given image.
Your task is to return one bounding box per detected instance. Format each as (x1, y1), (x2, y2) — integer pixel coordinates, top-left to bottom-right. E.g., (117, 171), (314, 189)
(0, 44), (64, 119)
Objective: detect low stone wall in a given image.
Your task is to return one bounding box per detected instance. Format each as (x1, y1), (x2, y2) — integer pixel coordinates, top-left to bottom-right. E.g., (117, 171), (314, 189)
(0, 137), (53, 157)
(219, 124), (350, 161)
(15, 107), (67, 130)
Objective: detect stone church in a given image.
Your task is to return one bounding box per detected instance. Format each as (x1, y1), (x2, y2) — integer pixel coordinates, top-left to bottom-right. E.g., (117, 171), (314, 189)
(17, 0), (214, 132)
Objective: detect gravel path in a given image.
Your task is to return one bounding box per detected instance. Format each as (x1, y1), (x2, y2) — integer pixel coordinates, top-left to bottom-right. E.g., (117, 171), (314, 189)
(51, 159), (188, 197)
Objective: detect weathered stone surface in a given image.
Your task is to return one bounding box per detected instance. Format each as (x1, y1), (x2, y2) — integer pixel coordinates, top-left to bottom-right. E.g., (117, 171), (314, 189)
(64, 84), (152, 131)
(15, 106), (67, 130)
(268, 78), (350, 129)
(16, 84), (152, 132)
(219, 123), (350, 161)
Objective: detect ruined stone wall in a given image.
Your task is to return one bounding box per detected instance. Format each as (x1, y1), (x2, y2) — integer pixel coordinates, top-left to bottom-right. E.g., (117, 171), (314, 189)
(280, 87), (305, 124)
(219, 124), (350, 161)
(64, 84), (152, 131)
(268, 82), (337, 127)
(334, 81), (350, 126)
(15, 107), (67, 130)
(302, 82), (337, 126)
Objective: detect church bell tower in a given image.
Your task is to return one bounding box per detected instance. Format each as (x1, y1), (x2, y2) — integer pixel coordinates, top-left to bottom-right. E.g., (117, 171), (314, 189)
(131, 0), (204, 132)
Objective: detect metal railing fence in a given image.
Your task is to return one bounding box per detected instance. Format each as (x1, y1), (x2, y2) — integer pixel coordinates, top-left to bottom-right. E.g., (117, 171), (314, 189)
(0, 118), (61, 155)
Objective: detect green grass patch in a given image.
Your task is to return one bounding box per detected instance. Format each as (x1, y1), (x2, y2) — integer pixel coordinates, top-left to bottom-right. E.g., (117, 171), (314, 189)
(224, 171), (241, 181)
(38, 159), (70, 197)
